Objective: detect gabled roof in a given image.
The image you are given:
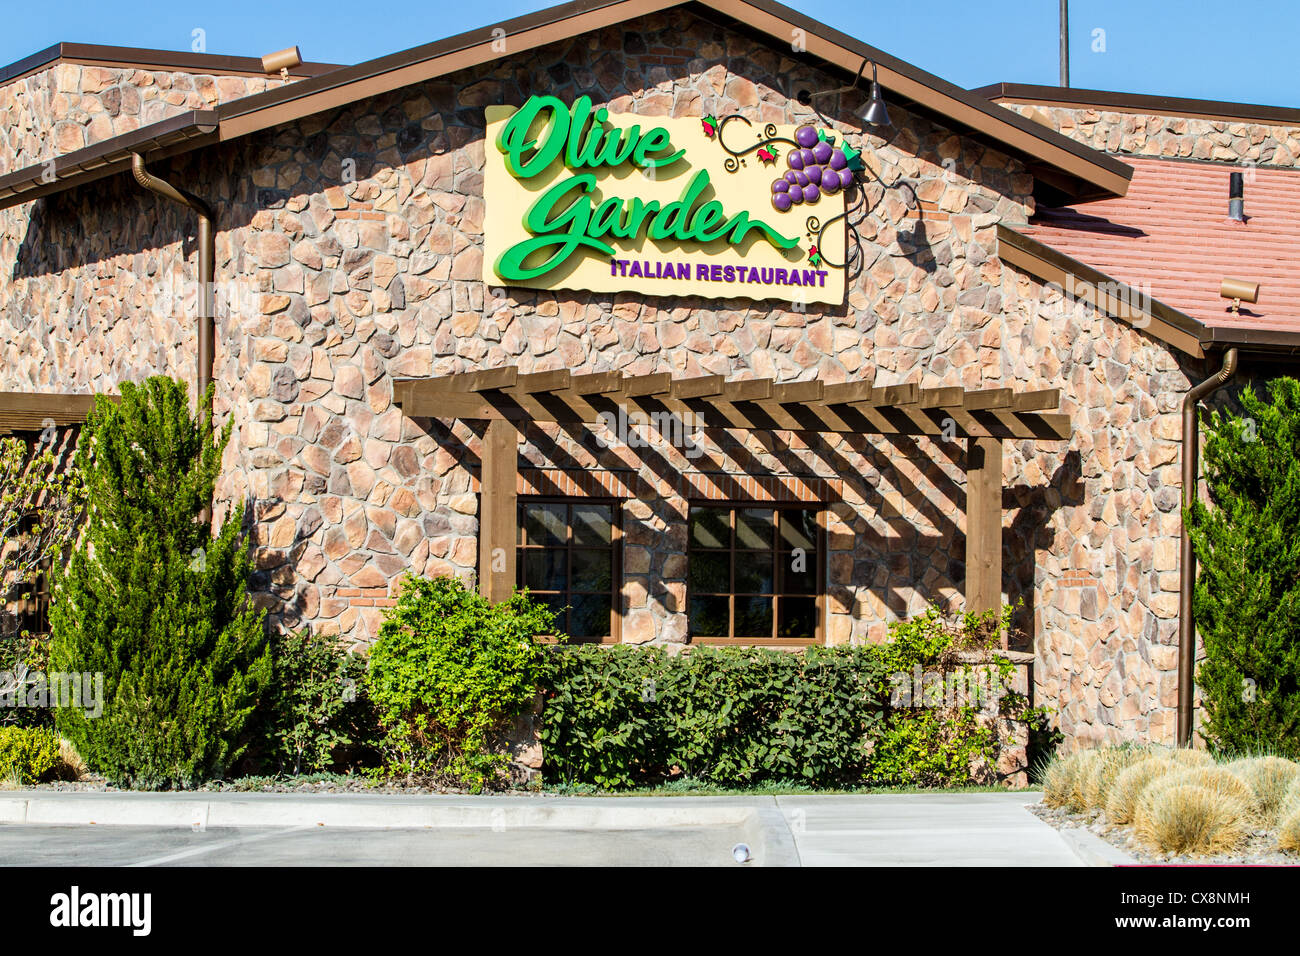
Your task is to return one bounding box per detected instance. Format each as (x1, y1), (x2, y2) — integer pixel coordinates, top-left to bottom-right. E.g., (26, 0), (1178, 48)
(0, 42), (340, 87)
(0, 0), (1132, 211)
(977, 82), (1300, 128)
(998, 157), (1300, 356)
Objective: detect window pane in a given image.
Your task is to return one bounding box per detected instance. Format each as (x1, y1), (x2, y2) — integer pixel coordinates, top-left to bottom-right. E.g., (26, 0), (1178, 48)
(533, 593), (567, 633)
(779, 550), (816, 594)
(735, 595), (774, 638)
(522, 548), (566, 592)
(689, 550), (730, 593)
(572, 503), (613, 546)
(690, 506), (730, 549)
(780, 509), (817, 550)
(689, 595), (729, 637)
(736, 508), (775, 549)
(735, 553), (774, 594)
(523, 502), (566, 546)
(778, 596), (817, 639)
(571, 548), (612, 592)
(570, 593), (612, 638)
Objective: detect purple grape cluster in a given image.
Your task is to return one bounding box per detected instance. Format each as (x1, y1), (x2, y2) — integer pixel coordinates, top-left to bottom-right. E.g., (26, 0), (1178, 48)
(770, 125), (854, 212)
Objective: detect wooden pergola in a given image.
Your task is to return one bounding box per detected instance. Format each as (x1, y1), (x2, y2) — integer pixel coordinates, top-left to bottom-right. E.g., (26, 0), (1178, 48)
(395, 369), (1071, 615)
(0, 393), (99, 436)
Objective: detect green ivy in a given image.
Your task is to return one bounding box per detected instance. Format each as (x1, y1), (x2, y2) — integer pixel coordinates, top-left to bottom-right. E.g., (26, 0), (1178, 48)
(540, 604), (1034, 789)
(366, 575), (555, 791)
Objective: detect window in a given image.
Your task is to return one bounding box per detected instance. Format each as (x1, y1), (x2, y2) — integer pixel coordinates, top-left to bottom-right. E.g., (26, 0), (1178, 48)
(688, 504), (820, 642)
(517, 499), (618, 642)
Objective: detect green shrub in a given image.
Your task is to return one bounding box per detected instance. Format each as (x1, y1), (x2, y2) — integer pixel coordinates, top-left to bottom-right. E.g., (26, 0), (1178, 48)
(1187, 379), (1300, 758)
(254, 630), (380, 775)
(0, 726), (60, 784)
(540, 604), (1029, 790)
(366, 575), (554, 790)
(50, 377), (271, 789)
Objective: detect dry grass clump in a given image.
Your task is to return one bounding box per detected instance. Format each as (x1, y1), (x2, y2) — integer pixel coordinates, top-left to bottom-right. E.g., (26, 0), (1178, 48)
(1169, 748), (1214, 767)
(1041, 749), (1103, 811)
(1134, 784), (1250, 856)
(1224, 756), (1300, 827)
(1136, 767), (1259, 826)
(1278, 804), (1300, 853)
(1081, 747), (1156, 811)
(51, 738), (88, 782)
(1106, 757), (1177, 824)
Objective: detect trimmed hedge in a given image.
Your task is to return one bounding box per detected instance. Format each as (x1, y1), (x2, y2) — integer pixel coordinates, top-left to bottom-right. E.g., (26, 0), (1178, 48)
(539, 606), (1030, 789)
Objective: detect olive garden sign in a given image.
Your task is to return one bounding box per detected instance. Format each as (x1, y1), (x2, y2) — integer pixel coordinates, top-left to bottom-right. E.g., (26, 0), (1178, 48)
(483, 96), (849, 305)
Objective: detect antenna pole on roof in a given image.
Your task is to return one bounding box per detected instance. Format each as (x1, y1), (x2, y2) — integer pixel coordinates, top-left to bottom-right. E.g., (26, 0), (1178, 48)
(1059, 0), (1070, 87)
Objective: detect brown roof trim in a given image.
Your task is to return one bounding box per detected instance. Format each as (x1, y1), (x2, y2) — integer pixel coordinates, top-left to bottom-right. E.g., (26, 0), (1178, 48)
(0, 110), (217, 206)
(0, 42), (342, 87)
(995, 223), (1208, 358)
(212, 0), (1131, 201)
(721, 0), (1131, 201)
(0, 0), (1133, 211)
(977, 82), (1300, 127)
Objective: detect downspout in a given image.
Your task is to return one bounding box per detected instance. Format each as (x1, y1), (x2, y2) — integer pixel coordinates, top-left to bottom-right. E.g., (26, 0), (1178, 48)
(1177, 347), (1238, 747)
(130, 153), (215, 424)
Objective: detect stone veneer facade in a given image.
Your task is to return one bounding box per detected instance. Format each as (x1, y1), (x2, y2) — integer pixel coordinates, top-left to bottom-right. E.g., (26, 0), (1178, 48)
(5, 11), (1272, 749)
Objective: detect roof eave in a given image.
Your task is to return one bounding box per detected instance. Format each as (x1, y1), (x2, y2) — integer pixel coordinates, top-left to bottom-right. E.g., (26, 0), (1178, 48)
(0, 110), (218, 209)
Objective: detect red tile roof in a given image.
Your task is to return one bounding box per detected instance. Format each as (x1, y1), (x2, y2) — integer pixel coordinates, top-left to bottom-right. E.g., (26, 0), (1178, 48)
(1022, 157), (1300, 335)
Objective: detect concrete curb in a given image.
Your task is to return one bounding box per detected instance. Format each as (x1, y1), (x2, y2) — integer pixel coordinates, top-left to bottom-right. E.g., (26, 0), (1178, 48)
(1057, 826), (1138, 866)
(0, 792), (801, 866)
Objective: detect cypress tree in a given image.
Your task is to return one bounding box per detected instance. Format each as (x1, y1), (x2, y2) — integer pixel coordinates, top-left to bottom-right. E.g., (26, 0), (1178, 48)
(1187, 378), (1300, 757)
(50, 377), (270, 787)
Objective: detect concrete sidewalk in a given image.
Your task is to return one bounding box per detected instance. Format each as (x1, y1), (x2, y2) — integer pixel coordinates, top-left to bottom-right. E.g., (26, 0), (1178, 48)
(0, 790), (1087, 866)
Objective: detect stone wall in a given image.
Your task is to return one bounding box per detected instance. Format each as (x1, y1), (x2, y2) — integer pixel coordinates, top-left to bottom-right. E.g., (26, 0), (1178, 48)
(0, 10), (1207, 748)
(1003, 101), (1300, 168)
(0, 60), (291, 173)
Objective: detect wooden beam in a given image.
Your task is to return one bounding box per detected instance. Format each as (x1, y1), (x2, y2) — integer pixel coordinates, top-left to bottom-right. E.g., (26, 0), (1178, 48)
(1011, 389), (1061, 412)
(510, 370), (571, 394)
(962, 388), (1013, 410)
(478, 418), (518, 604)
(669, 375), (726, 400)
(391, 377), (1073, 441)
(965, 435), (1004, 621)
(429, 367), (518, 393)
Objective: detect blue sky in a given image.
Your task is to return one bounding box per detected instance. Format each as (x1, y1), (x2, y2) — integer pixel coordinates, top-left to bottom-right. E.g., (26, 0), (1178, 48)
(4, 0), (1294, 107)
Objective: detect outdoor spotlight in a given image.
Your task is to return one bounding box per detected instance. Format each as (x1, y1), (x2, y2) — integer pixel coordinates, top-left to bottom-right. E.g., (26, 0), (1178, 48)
(261, 46), (303, 82)
(806, 58), (891, 129)
(1220, 278), (1260, 314)
(855, 61), (891, 128)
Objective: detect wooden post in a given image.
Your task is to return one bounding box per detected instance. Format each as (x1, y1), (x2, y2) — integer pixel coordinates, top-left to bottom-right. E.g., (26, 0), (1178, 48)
(478, 418), (517, 603)
(965, 435), (1003, 620)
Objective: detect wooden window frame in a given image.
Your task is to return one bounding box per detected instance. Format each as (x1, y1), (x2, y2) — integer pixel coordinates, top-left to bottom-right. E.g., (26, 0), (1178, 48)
(517, 496), (622, 645)
(686, 500), (825, 648)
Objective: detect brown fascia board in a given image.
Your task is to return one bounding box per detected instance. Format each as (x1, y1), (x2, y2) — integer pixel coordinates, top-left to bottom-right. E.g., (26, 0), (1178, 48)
(0, 0), (1134, 212)
(0, 42), (342, 87)
(995, 223), (1209, 359)
(0, 110), (217, 208)
(213, 0), (1131, 201)
(976, 82), (1300, 128)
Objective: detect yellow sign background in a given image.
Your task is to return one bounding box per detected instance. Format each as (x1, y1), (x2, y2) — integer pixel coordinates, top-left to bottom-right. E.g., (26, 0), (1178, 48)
(483, 105), (847, 306)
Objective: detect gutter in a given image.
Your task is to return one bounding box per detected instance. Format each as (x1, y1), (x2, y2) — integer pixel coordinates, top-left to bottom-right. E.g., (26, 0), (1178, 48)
(1177, 347), (1238, 747)
(129, 153), (215, 428)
